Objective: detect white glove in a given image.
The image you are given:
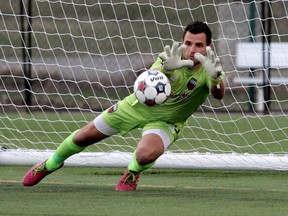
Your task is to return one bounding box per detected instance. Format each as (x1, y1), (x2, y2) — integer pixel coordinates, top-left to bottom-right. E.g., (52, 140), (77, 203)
(159, 42), (194, 71)
(194, 46), (224, 85)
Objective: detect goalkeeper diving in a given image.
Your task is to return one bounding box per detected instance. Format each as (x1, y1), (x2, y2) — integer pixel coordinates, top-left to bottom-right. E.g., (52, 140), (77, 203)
(22, 20), (225, 191)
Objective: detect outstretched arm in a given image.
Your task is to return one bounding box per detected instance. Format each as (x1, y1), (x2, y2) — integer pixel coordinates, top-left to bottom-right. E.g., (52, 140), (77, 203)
(210, 79), (225, 100)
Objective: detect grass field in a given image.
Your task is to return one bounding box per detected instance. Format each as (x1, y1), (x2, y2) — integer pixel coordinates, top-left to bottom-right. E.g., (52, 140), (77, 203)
(1, 166), (288, 216)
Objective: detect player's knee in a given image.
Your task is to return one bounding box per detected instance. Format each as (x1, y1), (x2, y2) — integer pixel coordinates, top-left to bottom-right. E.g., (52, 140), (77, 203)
(136, 146), (163, 165)
(136, 150), (149, 165)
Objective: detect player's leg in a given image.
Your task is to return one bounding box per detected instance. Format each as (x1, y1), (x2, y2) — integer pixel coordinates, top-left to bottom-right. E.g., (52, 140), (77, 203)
(116, 121), (181, 191)
(22, 114), (118, 186)
(44, 117), (113, 171)
(115, 132), (166, 191)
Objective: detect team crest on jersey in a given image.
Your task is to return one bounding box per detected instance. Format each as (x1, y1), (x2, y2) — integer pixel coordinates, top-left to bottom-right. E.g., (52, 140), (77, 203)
(180, 91), (189, 99)
(107, 104), (118, 113)
(187, 78), (197, 90)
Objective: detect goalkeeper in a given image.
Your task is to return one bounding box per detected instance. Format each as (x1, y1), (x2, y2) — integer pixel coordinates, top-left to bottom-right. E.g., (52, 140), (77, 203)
(22, 20), (225, 191)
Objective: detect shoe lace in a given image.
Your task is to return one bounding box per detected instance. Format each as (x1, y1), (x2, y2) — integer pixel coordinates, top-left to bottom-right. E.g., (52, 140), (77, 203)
(124, 172), (138, 186)
(32, 163), (46, 176)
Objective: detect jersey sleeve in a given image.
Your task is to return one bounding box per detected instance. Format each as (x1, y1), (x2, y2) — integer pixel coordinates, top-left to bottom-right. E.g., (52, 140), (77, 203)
(149, 53), (173, 77)
(149, 56), (162, 70)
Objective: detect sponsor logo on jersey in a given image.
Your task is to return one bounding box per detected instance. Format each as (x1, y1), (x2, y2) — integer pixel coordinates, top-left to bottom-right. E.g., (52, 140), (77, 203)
(187, 78), (197, 90)
(107, 104), (118, 113)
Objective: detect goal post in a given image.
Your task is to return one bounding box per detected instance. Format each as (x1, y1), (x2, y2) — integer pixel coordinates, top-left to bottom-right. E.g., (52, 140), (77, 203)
(2, 149), (288, 170)
(1, 1), (288, 170)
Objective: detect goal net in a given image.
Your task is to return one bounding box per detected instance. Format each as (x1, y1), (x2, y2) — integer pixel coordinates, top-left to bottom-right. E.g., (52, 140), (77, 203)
(1, 0), (288, 170)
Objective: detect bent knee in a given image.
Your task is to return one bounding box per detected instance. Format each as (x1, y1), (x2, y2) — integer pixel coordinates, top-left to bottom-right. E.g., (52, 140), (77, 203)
(136, 146), (164, 165)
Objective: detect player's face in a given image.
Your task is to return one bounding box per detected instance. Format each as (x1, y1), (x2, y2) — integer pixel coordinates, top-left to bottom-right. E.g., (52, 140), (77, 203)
(182, 32), (209, 68)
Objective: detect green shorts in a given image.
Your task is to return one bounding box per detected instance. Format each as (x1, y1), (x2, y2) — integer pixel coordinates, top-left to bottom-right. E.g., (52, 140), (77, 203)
(101, 100), (184, 145)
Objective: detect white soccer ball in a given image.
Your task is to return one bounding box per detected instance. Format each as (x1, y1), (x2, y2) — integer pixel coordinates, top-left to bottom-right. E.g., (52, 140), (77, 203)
(134, 70), (171, 107)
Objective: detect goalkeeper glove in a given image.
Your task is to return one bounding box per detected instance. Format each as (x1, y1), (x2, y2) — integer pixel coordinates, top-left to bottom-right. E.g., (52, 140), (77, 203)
(194, 46), (224, 85)
(159, 42), (194, 71)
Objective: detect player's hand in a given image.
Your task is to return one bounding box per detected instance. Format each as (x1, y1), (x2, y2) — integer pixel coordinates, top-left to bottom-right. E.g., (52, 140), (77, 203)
(159, 42), (194, 71)
(194, 46), (224, 85)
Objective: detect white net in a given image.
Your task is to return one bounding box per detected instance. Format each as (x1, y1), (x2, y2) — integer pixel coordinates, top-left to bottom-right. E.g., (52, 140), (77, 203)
(1, 0), (288, 169)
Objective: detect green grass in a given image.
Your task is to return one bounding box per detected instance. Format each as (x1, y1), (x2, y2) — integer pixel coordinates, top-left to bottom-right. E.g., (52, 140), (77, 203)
(1, 166), (288, 216)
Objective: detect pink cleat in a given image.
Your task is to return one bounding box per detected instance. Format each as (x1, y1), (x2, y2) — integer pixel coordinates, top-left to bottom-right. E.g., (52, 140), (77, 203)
(116, 169), (141, 191)
(22, 160), (63, 186)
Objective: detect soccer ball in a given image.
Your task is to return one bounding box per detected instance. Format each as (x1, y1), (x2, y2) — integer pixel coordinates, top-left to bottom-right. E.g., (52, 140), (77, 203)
(134, 70), (171, 107)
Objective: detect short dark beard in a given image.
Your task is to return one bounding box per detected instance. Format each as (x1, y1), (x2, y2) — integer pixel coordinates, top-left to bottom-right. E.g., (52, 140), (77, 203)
(193, 61), (201, 67)
(188, 61), (201, 70)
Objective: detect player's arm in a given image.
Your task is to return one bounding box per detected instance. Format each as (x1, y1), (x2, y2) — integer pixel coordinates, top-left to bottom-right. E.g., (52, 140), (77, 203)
(210, 79), (225, 100)
(150, 57), (163, 71)
(194, 47), (225, 100)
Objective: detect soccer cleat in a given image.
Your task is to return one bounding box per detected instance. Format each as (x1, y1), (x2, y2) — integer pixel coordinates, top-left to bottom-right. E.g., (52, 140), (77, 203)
(116, 169), (141, 191)
(22, 160), (63, 186)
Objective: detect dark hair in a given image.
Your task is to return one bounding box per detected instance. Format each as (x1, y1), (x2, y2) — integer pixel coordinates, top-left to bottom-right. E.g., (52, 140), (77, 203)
(182, 21), (212, 45)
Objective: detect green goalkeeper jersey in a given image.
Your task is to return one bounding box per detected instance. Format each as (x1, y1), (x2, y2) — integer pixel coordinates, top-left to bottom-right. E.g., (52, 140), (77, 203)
(123, 57), (211, 124)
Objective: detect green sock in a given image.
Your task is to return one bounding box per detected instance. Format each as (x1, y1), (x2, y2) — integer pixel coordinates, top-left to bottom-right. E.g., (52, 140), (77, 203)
(128, 151), (155, 173)
(45, 130), (85, 171)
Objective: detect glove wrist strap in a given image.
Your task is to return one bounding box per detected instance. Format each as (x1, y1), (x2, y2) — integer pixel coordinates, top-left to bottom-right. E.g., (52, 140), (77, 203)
(160, 65), (173, 73)
(210, 77), (222, 85)
(210, 71), (224, 85)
